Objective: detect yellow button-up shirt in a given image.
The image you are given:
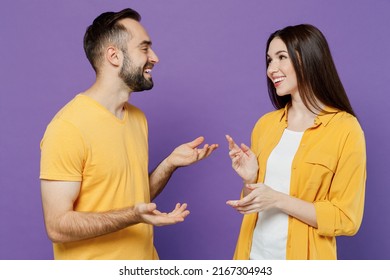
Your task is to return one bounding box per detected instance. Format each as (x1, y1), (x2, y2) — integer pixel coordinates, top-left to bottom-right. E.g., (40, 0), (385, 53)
(233, 106), (366, 260)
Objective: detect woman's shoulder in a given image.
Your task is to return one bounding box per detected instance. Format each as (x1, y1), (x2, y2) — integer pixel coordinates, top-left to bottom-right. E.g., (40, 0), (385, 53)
(254, 108), (285, 128)
(331, 111), (364, 134)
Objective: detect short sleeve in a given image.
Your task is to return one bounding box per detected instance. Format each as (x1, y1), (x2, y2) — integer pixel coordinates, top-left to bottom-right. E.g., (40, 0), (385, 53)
(40, 119), (85, 181)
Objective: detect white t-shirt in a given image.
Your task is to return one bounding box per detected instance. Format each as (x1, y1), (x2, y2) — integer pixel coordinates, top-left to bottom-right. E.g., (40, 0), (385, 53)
(250, 129), (303, 260)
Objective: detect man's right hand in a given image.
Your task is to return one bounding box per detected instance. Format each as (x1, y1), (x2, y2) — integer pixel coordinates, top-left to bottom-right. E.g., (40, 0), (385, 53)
(41, 180), (190, 244)
(135, 203), (190, 226)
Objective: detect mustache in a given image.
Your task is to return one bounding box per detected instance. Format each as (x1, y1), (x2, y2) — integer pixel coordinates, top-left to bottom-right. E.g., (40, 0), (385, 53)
(144, 62), (154, 70)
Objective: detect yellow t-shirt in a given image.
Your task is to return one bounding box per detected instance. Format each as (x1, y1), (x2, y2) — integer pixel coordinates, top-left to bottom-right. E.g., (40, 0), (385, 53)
(40, 94), (158, 260)
(233, 106), (366, 260)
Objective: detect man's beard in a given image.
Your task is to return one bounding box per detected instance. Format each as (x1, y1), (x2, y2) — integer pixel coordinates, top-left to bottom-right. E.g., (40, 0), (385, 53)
(119, 51), (154, 92)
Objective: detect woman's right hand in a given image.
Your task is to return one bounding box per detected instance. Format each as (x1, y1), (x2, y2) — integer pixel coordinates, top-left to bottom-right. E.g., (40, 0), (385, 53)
(226, 135), (259, 183)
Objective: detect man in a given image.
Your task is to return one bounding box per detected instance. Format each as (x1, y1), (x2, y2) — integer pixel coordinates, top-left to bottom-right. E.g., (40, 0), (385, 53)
(40, 8), (218, 260)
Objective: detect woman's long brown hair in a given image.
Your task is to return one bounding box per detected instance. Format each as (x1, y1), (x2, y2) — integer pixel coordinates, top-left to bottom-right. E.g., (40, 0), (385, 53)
(266, 24), (356, 117)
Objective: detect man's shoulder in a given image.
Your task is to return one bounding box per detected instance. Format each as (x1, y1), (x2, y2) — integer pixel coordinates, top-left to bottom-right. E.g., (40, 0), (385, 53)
(42, 95), (93, 140)
(50, 94), (86, 122)
(125, 103), (147, 120)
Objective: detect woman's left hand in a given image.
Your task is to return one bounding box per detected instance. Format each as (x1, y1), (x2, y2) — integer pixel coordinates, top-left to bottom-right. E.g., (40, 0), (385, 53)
(226, 183), (281, 214)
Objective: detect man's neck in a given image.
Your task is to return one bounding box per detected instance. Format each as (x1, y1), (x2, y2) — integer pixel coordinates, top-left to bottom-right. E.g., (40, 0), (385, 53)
(83, 78), (132, 119)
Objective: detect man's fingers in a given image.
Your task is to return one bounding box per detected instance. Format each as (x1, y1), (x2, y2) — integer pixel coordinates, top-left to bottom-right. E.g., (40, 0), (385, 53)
(152, 209), (163, 215)
(170, 203), (184, 213)
(143, 203), (156, 213)
(197, 143), (219, 160)
(196, 144), (209, 159)
(187, 136), (205, 149)
(168, 203), (189, 216)
(204, 144), (218, 158)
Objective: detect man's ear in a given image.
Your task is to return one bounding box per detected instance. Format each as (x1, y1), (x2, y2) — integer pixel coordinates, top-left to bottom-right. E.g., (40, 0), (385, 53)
(106, 45), (121, 67)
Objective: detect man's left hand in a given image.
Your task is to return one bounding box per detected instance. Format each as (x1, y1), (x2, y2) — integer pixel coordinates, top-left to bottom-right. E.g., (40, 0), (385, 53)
(166, 136), (218, 168)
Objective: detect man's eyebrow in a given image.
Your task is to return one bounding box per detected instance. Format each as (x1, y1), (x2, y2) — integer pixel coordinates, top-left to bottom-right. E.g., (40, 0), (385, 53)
(138, 40), (152, 47)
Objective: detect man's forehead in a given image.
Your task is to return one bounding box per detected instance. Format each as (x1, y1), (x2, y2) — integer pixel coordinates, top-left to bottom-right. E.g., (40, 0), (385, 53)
(119, 18), (150, 40)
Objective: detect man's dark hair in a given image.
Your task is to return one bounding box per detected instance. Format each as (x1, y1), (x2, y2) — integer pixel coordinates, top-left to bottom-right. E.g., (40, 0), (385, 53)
(83, 8), (141, 73)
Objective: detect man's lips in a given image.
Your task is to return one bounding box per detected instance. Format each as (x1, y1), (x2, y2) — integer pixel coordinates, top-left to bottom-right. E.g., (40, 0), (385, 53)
(144, 63), (154, 75)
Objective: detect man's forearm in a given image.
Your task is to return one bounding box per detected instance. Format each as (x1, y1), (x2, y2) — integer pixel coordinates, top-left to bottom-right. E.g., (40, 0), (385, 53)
(149, 158), (177, 200)
(48, 207), (139, 243)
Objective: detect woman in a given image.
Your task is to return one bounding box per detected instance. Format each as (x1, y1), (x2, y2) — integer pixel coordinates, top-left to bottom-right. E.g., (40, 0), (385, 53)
(226, 24), (366, 260)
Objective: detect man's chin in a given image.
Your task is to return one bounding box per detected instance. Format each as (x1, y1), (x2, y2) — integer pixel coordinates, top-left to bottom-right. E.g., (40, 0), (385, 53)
(127, 76), (153, 92)
(132, 83), (154, 92)
(141, 79), (154, 91)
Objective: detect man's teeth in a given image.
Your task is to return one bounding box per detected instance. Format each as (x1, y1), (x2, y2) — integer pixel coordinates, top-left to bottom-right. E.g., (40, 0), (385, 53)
(145, 69), (152, 74)
(273, 77), (285, 83)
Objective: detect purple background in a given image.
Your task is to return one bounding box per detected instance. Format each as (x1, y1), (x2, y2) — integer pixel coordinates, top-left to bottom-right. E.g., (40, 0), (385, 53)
(1, 0), (389, 260)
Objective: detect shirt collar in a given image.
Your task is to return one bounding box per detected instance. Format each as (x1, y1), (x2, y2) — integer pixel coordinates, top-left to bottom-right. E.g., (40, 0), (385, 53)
(279, 104), (339, 127)
(279, 105), (288, 126)
(315, 106), (339, 127)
